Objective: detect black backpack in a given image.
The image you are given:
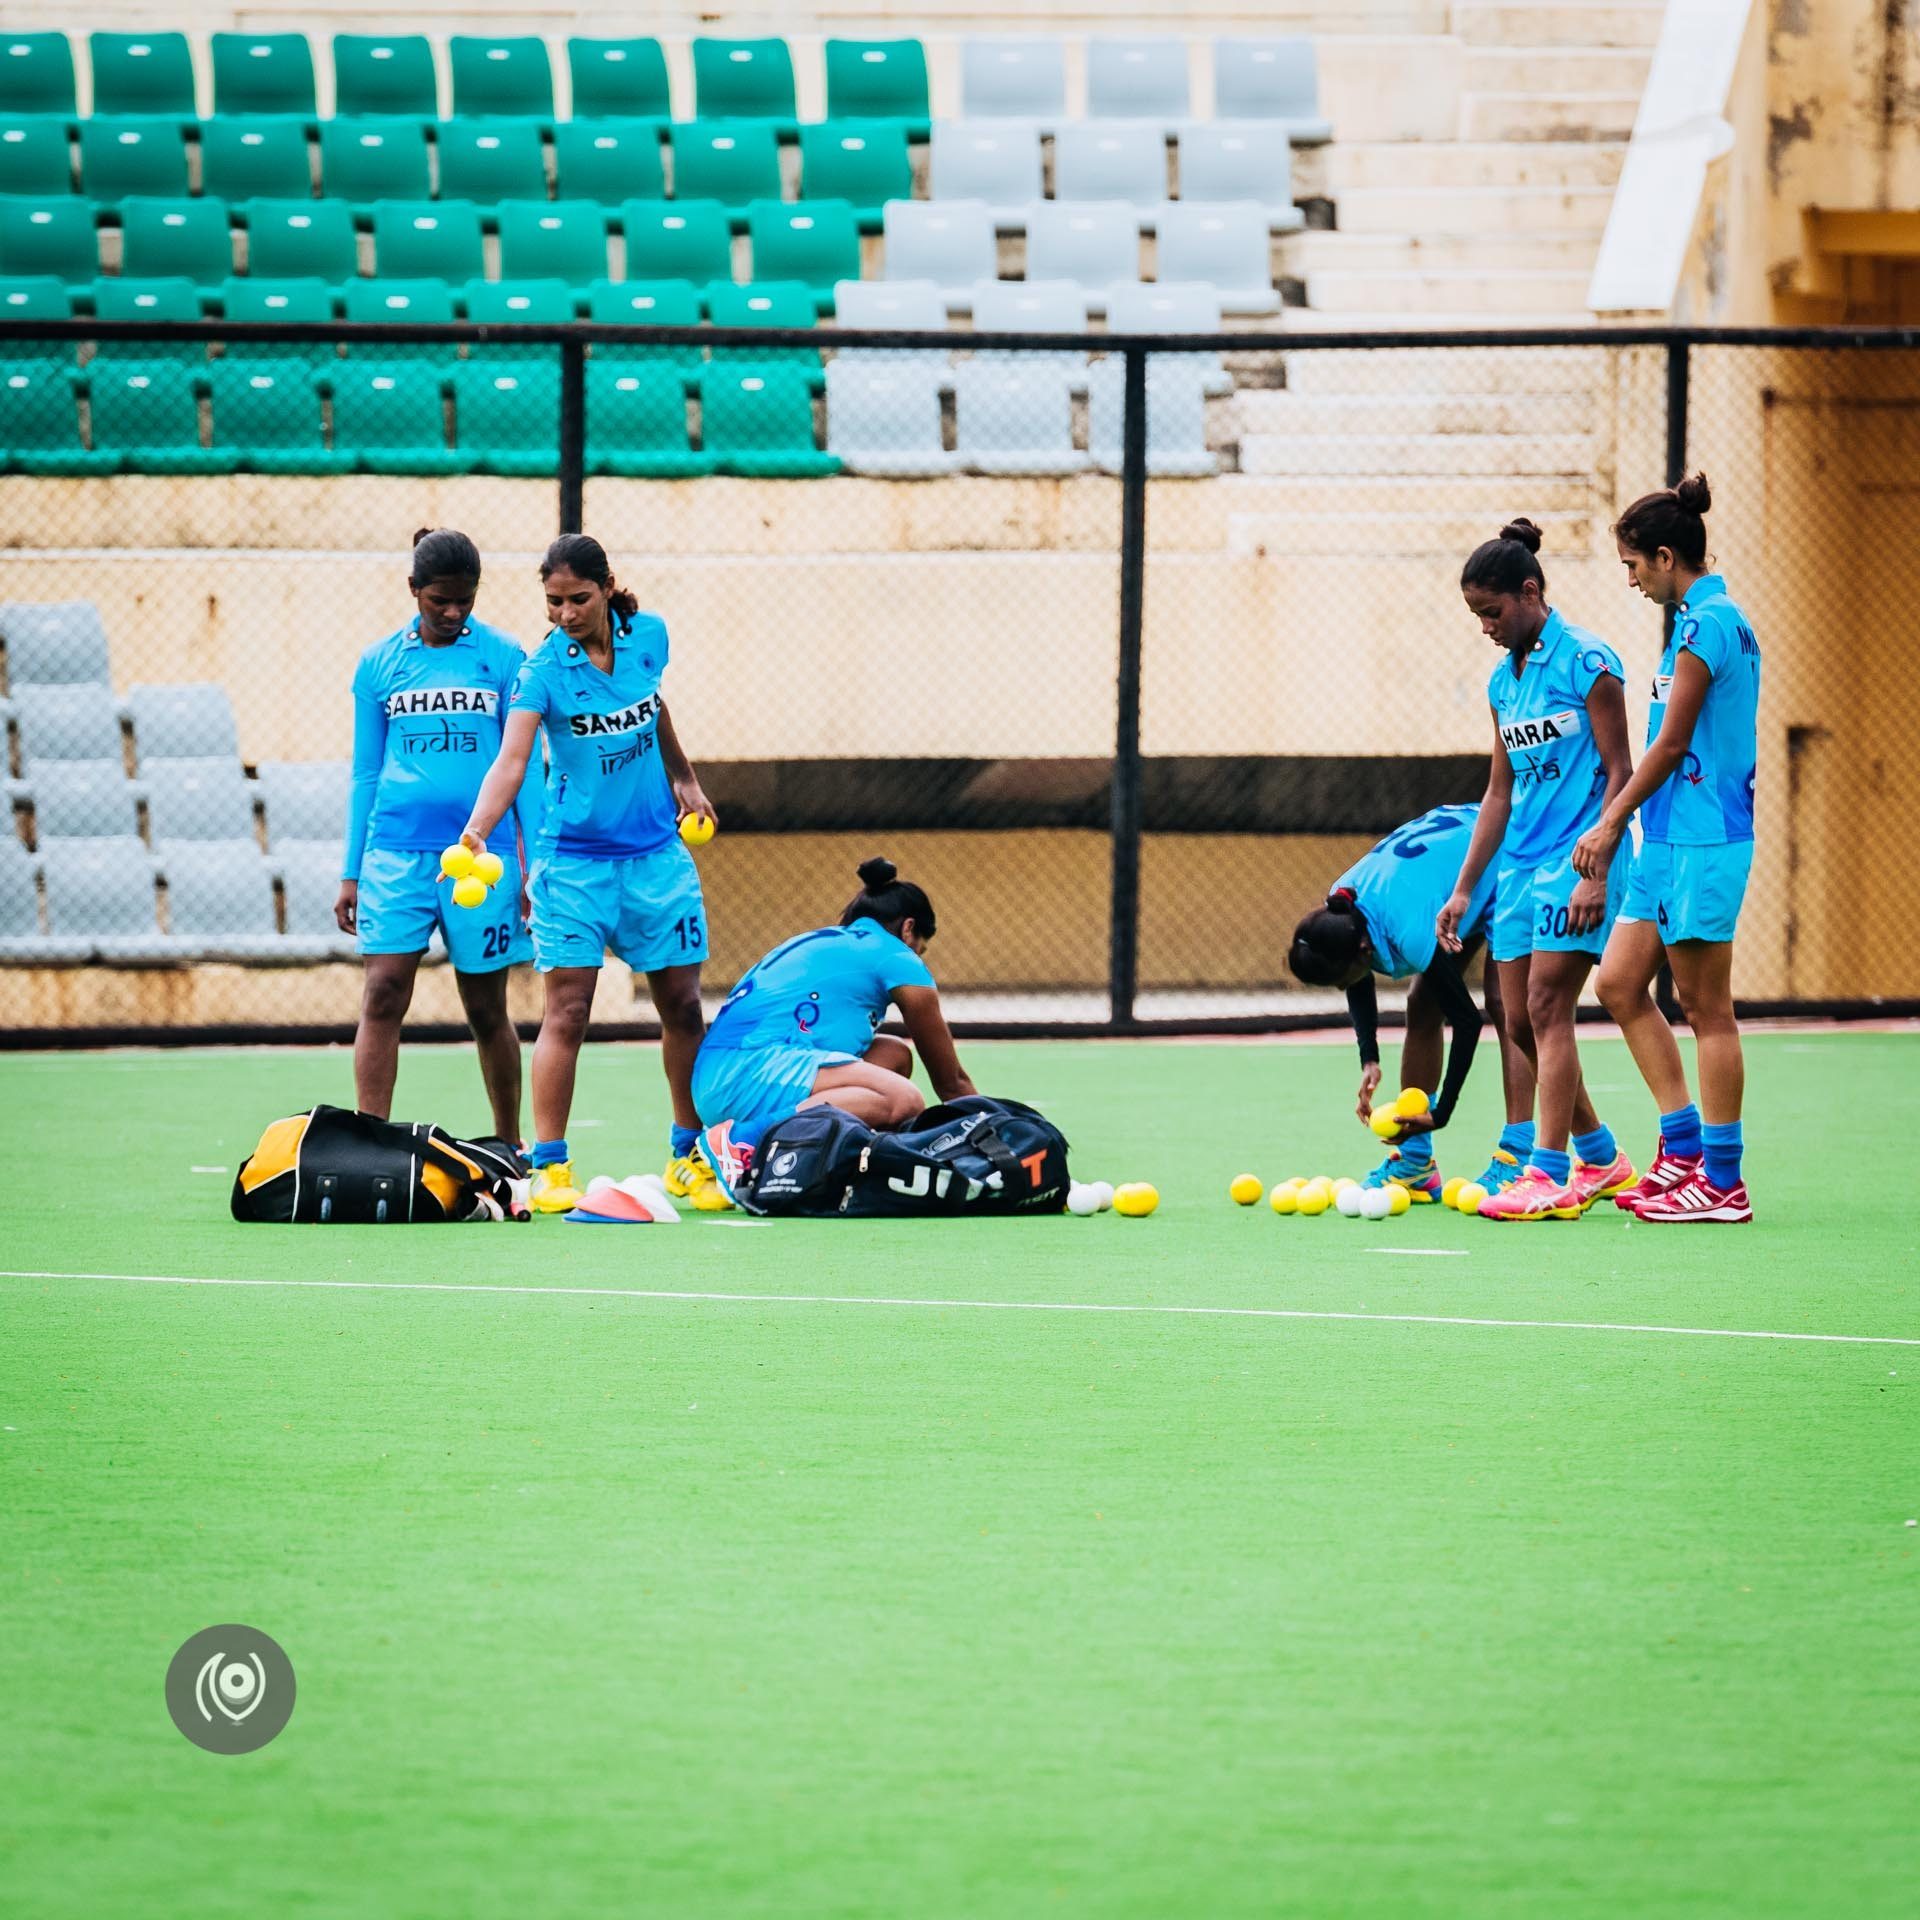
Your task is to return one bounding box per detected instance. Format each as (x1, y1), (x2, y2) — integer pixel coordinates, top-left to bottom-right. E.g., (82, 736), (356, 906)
(740, 1095), (1071, 1218)
(231, 1104), (526, 1223)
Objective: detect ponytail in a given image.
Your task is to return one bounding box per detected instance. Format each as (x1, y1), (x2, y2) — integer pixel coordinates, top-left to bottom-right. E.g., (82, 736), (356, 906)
(1614, 471), (1711, 568)
(1288, 889), (1368, 987)
(541, 533), (639, 618)
(840, 856), (937, 940)
(409, 526), (481, 586)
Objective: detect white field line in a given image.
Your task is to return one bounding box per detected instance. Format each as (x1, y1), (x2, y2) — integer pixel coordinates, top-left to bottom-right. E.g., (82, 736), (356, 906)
(2, 1270), (1917, 1349)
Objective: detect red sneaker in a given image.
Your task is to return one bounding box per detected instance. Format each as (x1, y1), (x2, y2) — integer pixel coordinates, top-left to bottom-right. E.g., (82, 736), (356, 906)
(1615, 1146), (1702, 1212)
(1566, 1149), (1635, 1213)
(1634, 1173), (1753, 1224)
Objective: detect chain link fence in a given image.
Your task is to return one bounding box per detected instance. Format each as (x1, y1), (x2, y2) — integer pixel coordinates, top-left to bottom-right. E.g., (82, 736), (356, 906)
(1, 318), (1915, 1041)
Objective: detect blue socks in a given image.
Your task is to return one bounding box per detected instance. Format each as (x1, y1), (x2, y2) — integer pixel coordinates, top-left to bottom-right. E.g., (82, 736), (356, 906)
(1395, 1131), (1435, 1170)
(1703, 1121), (1743, 1190)
(1572, 1123), (1617, 1167)
(1499, 1121), (1535, 1159)
(531, 1138), (568, 1169)
(1661, 1103), (1704, 1158)
(670, 1124), (700, 1158)
(1531, 1145), (1572, 1185)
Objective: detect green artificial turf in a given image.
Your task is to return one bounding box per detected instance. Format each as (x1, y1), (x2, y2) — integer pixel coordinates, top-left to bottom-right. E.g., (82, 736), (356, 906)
(2, 1031), (1917, 1918)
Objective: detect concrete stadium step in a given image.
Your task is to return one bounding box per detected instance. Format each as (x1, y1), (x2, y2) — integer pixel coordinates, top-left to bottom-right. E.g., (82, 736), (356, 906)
(1461, 48), (1652, 92)
(1207, 474), (1598, 513)
(1454, 1), (1667, 48)
(1462, 91), (1641, 142)
(1282, 309), (1603, 331)
(1333, 185), (1616, 235)
(1304, 267), (1596, 313)
(1238, 430), (1598, 476)
(1327, 142), (1626, 192)
(1296, 228), (1602, 273)
(1279, 345), (1617, 394)
(1236, 388), (1597, 436)
(1224, 509), (1594, 557)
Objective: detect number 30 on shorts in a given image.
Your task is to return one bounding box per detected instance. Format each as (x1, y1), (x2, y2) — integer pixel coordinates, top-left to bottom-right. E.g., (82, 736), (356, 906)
(1536, 900), (1574, 940)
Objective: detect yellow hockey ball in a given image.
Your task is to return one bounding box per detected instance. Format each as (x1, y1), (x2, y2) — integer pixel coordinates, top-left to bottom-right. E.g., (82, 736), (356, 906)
(1229, 1173), (1264, 1207)
(679, 811), (716, 848)
(439, 842), (475, 880)
(1394, 1088), (1432, 1118)
(450, 874), (488, 909)
(1114, 1182), (1159, 1218)
(471, 849), (504, 887)
(1269, 1182), (1301, 1215)
(1333, 1177), (1359, 1196)
(1369, 1110), (1401, 1140)
(1441, 1177), (1465, 1209)
(1296, 1186), (1331, 1216)
(1455, 1181), (1489, 1217)
(1387, 1183), (1412, 1217)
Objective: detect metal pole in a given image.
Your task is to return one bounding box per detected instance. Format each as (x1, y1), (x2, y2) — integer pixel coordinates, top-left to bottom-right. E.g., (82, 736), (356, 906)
(1108, 346), (1149, 1030)
(557, 336), (586, 534)
(1655, 338), (1691, 1024)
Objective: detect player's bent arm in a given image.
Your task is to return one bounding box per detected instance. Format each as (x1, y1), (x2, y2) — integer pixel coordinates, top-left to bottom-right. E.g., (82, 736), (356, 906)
(1568, 673), (1640, 889)
(1438, 716), (1511, 951)
(657, 703), (716, 826)
(1593, 651), (1710, 845)
(1346, 976), (1383, 1117)
(892, 986), (977, 1103)
(461, 709), (541, 850)
(1420, 951), (1484, 1130)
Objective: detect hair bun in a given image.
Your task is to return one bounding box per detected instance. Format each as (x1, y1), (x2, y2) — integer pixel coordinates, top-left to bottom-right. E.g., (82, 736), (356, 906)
(1674, 472), (1712, 515)
(411, 526), (434, 546)
(1498, 517), (1544, 553)
(857, 857), (897, 891)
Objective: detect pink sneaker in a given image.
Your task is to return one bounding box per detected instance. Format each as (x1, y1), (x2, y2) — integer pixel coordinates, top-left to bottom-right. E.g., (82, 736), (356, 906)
(1476, 1165), (1582, 1221)
(1634, 1173), (1753, 1224)
(1566, 1150), (1635, 1213)
(1614, 1146), (1703, 1213)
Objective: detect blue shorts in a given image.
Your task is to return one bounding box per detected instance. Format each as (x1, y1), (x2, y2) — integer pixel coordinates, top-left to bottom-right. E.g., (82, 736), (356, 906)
(1490, 851), (1625, 964)
(1620, 839), (1751, 945)
(530, 838), (707, 974)
(357, 845), (532, 973)
(692, 1041), (860, 1146)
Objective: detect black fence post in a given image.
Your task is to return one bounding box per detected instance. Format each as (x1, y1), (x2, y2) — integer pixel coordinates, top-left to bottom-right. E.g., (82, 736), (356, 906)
(1108, 346), (1149, 1030)
(558, 336), (587, 535)
(1654, 337), (1692, 1025)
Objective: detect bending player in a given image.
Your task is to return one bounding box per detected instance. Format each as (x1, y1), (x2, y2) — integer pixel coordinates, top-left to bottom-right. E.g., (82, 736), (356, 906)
(1288, 803), (1536, 1200)
(461, 534), (718, 1214)
(696, 859), (978, 1202)
(1437, 519), (1636, 1221)
(1575, 474), (1759, 1223)
(336, 528), (544, 1142)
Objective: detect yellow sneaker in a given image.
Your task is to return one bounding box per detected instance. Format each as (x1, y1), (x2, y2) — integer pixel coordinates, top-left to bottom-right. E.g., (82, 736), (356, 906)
(666, 1149), (735, 1211)
(528, 1161), (584, 1214)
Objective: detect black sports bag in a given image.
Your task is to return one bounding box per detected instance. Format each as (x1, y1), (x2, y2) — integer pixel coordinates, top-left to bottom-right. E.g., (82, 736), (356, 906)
(231, 1104), (527, 1223)
(740, 1095), (1071, 1218)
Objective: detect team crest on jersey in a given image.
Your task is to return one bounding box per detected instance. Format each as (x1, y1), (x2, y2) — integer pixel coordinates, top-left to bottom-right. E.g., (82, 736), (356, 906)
(1651, 674), (1673, 703)
(1499, 708), (1580, 755)
(386, 687), (498, 718)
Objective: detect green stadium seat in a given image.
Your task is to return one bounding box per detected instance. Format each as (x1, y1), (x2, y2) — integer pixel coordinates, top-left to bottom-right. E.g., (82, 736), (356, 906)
(209, 34), (316, 120)
(85, 359), (234, 473)
(216, 277), (336, 358)
(620, 200), (732, 286)
(691, 38), (797, 132)
(745, 200), (859, 310)
(462, 277), (575, 354)
(0, 197), (96, 281)
(332, 36), (438, 124)
(435, 120), (546, 205)
(552, 120), (664, 206)
(798, 122), (912, 230)
(320, 117), (430, 211)
(200, 119), (313, 205)
(0, 276), (71, 355)
(0, 115), (74, 197)
(0, 35), (77, 120)
(79, 117), (189, 202)
(371, 200), (483, 282)
(496, 199), (606, 281)
(0, 360), (101, 472)
(448, 36), (553, 121)
(703, 279), (821, 373)
(90, 34), (197, 119)
(453, 360), (559, 475)
(586, 361), (710, 476)
(325, 361), (465, 473)
(208, 358), (345, 473)
(567, 39), (671, 123)
(671, 121), (782, 218)
(585, 280), (703, 366)
(241, 198), (357, 283)
(119, 197), (232, 284)
(824, 40), (931, 136)
(700, 366), (837, 476)
(343, 277), (454, 353)
(91, 277), (205, 360)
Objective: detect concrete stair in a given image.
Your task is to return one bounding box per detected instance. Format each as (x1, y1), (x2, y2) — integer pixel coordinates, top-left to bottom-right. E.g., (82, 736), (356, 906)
(1304, 267), (1597, 314)
(1461, 90), (1641, 142)
(1224, 508), (1594, 557)
(1333, 185), (1615, 235)
(1236, 388), (1597, 436)
(1328, 142), (1626, 191)
(1296, 226), (1603, 271)
(1454, 1), (1666, 48)
(1239, 430), (1597, 477)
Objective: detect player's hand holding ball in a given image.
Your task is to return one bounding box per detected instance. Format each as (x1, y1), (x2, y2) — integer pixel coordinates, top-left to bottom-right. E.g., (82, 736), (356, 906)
(679, 810), (716, 848)
(1434, 891), (1470, 954)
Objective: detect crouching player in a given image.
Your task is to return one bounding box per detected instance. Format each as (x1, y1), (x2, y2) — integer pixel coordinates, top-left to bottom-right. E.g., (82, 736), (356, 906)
(696, 859), (978, 1202)
(1288, 803), (1537, 1200)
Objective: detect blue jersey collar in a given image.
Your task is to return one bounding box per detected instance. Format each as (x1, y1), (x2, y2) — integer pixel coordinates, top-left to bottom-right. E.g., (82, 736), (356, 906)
(556, 614), (633, 672)
(1680, 573), (1726, 611)
(402, 616), (474, 651)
